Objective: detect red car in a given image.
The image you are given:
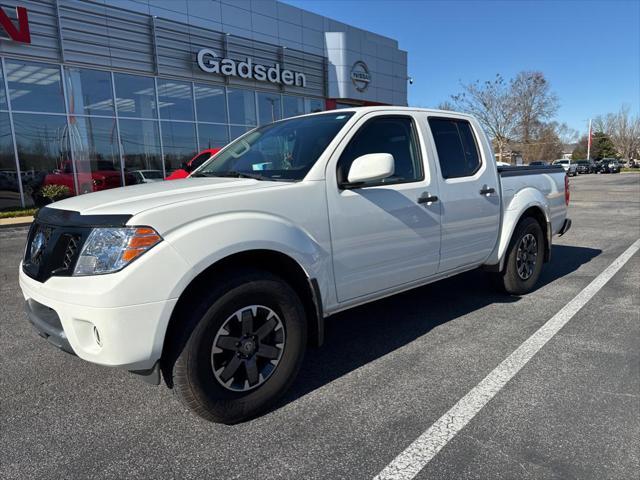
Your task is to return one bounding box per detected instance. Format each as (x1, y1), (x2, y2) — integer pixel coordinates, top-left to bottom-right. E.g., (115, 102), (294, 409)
(166, 148), (220, 180)
(43, 160), (129, 195)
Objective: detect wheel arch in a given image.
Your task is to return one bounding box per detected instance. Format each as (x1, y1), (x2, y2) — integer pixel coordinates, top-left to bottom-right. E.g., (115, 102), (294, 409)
(161, 249), (324, 384)
(502, 205), (551, 270)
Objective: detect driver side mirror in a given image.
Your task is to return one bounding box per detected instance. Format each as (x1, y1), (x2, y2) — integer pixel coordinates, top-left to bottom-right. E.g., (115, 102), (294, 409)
(345, 153), (395, 186)
(182, 161), (194, 173)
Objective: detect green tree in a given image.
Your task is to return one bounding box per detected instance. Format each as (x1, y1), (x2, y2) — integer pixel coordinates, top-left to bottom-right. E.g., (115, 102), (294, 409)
(591, 131), (617, 160)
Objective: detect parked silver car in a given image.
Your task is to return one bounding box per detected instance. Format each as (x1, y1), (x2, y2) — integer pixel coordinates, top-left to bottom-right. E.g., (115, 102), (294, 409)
(552, 159), (578, 176)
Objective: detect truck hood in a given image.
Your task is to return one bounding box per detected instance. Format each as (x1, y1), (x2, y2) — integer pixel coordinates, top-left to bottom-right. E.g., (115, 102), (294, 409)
(47, 177), (282, 216)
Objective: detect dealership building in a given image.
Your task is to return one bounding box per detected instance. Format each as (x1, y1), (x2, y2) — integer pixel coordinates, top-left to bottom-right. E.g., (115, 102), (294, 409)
(0, 0), (408, 209)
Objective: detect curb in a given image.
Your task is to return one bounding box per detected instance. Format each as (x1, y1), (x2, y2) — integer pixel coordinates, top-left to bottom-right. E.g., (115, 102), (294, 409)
(0, 216), (33, 228)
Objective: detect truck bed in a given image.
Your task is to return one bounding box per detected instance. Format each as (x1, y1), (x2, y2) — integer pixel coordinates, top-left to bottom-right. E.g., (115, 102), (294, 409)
(498, 164), (567, 236)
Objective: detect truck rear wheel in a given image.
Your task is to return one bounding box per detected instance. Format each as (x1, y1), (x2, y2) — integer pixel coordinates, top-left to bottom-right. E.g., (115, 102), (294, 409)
(500, 217), (544, 295)
(166, 270), (307, 424)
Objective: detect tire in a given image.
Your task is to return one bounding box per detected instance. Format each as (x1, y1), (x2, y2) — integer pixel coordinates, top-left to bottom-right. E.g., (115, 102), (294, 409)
(165, 269), (307, 424)
(499, 217), (544, 295)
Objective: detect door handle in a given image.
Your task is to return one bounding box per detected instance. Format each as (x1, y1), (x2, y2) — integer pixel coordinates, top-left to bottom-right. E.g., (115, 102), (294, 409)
(417, 192), (438, 204)
(480, 186), (496, 195)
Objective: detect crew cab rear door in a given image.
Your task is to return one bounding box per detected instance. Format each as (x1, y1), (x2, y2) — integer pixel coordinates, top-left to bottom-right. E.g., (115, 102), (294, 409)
(425, 115), (501, 272)
(326, 111), (441, 302)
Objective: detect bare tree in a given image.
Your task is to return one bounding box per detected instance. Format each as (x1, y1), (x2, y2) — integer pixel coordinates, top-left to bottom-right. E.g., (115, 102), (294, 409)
(556, 122), (579, 145)
(451, 74), (518, 161)
(593, 105), (640, 160)
(512, 122), (564, 162)
(511, 71), (559, 144)
(436, 100), (455, 111)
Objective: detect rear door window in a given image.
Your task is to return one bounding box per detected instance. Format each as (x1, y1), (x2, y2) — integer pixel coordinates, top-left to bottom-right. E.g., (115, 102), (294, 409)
(428, 118), (481, 179)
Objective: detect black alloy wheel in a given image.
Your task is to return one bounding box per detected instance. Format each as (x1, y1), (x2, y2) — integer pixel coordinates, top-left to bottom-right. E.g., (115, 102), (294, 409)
(211, 305), (285, 392)
(515, 233), (538, 281)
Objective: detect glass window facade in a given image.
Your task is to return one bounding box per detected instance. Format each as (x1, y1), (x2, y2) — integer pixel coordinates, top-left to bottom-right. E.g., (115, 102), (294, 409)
(257, 92), (282, 125)
(195, 84), (227, 123)
(198, 123), (228, 150)
(0, 57), (325, 210)
(114, 73), (157, 119)
(65, 67), (114, 116)
(0, 111), (19, 210)
(70, 116), (122, 193)
(228, 88), (257, 126)
(13, 113), (71, 206)
(229, 125), (252, 141)
(161, 121), (197, 173)
(157, 79), (194, 121)
(283, 95), (305, 118)
(119, 119), (162, 185)
(5, 60), (65, 113)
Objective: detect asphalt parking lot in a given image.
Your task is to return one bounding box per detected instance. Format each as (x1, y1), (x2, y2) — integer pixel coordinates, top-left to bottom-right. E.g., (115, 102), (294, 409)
(1, 173), (638, 480)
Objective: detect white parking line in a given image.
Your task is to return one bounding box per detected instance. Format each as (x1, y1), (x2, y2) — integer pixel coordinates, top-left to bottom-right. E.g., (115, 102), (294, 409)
(374, 239), (640, 480)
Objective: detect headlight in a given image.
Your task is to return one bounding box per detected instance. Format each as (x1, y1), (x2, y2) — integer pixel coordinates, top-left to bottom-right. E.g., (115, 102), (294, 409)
(73, 227), (162, 276)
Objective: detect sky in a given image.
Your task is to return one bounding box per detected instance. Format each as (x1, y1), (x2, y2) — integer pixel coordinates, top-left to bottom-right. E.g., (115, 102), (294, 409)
(285, 0), (640, 136)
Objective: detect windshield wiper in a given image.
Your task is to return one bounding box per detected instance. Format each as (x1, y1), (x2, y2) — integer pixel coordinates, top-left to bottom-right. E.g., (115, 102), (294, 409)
(191, 170), (268, 180)
(192, 171), (298, 182)
(221, 171), (269, 180)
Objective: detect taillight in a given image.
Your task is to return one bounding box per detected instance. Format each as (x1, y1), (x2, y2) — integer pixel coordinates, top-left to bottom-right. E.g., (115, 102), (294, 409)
(565, 174), (570, 206)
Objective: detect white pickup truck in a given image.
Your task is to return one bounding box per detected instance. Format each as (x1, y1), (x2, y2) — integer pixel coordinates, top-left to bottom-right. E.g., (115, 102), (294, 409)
(19, 107), (571, 423)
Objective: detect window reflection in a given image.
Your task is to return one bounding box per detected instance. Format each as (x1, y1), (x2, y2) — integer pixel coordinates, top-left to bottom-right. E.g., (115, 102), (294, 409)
(283, 95), (305, 118)
(230, 125), (251, 141)
(65, 67), (114, 116)
(227, 89), (256, 126)
(0, 112), (21, 210)
(69, 116), (123, 193)
(257, 92), (282, 125)
(157, 79), (194, 121)
(195, 84), (227, 123)
(114, 73), (157, 118)
(119, 118), (163, 184)
(306, 97), (324, 113)
(0, 61), (7, 111)
(5, 60), (65, 113)
(13, 113), (72, 206)
(161, 121), (197, 173)
(198, 123), (228, 150)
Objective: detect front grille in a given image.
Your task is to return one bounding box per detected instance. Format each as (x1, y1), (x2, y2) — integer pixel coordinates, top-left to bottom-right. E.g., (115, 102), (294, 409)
(23, 222), (89, 282)
(62, 235), (80, 270)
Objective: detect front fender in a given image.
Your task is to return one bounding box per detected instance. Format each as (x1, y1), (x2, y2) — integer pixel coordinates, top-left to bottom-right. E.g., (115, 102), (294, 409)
(162, 211), (332, 303)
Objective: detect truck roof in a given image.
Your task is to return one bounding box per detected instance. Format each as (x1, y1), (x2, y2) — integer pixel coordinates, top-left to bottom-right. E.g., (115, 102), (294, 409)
(323, 106), (474, 117)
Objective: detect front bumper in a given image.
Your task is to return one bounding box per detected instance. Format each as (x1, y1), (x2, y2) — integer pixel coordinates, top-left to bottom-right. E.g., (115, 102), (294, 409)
(25, 298), (74, 354)
(19, 260), (181, 371)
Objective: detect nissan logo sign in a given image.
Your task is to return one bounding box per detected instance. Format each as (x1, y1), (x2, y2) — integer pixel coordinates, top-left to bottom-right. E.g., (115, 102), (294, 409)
(350, 61), (371, 92)
(197, 48), (306, 87)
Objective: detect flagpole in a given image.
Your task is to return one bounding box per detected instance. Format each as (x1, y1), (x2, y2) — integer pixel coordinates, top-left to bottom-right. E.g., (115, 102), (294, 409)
(586, 119), (592, 160)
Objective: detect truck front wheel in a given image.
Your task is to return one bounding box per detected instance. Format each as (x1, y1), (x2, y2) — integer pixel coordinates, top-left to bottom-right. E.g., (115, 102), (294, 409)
(500, 217), (544, 295)
(166, 270), (307, 423)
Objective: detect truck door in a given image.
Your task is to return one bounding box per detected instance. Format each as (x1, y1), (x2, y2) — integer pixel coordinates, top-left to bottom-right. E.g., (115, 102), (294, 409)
(426, 116), (501, 272)
(326, 112), (441, 302)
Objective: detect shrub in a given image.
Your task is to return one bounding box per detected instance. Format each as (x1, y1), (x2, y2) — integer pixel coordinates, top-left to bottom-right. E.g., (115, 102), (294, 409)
(40, 184), (71, 202)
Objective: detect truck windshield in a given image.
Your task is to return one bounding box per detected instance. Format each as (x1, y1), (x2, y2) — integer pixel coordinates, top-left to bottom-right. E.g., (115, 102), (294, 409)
(195, 112), (354, 181)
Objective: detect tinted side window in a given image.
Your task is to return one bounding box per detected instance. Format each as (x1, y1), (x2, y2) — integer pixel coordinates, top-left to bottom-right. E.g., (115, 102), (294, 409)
(428, 118), (481, 179)
(337, 116), (422, 185)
